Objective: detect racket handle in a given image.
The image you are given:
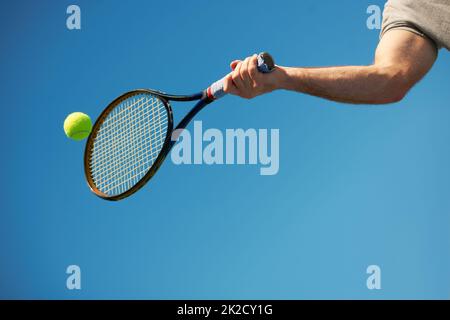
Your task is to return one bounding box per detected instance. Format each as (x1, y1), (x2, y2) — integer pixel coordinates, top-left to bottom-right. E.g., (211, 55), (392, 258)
(206, 52), (275, 100)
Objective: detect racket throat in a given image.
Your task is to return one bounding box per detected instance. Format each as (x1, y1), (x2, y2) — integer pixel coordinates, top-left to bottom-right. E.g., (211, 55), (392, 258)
(174, 97), (211, 133)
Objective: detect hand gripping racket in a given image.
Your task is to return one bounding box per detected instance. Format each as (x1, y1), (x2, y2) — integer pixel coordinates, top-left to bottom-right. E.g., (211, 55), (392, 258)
(84, 52), (275, 201)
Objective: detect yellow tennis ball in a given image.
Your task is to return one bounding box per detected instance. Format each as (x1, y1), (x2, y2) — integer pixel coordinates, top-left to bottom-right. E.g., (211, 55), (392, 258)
(64, 112), (92, 141)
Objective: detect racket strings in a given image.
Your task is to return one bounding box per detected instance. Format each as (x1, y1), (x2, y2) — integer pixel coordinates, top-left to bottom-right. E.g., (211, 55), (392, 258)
(92, 98), (167, 194)
(89, 93), (169, 196)
(96, 99), (167, 193)
(90, 99), (167, 170)
(95, 105), (167, 193)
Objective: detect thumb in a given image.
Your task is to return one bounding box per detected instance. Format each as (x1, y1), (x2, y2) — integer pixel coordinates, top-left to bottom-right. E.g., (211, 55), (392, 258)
(230, 60), (241, 71)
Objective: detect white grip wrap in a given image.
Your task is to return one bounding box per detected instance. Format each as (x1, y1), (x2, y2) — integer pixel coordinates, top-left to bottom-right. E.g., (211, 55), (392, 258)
(208, 78), (227, 100)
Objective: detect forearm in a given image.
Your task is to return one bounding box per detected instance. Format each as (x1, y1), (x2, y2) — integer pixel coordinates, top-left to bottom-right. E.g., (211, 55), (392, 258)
(225, 31), (435, 103)
(274, 65), (409, 104)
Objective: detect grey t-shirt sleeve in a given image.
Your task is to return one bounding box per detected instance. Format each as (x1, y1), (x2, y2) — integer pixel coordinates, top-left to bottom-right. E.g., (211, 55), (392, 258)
(381, 0), (450, 51)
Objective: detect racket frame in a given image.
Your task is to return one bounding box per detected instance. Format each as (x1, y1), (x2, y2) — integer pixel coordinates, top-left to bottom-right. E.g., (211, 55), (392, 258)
(84, 89), (210, 201)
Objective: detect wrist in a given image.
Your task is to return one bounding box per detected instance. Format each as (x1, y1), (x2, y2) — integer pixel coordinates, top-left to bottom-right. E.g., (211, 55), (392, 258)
(272, 66), (295, 91)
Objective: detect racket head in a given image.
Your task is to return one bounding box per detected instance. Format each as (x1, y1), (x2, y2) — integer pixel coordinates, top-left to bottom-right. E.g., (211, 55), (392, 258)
(84, 89), (174, 201)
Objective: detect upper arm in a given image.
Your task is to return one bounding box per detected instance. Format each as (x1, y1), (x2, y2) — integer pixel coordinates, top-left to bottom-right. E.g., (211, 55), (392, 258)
(374, 29), (437, 93)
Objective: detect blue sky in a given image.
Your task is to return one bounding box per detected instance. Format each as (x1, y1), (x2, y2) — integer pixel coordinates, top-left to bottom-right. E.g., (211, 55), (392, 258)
(0, 0), (449, 299)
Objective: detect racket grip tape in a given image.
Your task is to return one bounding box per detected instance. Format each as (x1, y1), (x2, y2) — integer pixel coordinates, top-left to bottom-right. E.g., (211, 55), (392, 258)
(206, 52), (275, 100)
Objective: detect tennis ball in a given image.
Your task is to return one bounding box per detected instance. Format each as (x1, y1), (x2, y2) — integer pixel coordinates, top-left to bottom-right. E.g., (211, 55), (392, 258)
(64, 112), (92, 141)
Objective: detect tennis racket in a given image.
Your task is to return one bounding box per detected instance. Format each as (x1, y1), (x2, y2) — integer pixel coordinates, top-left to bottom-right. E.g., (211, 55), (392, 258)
(84, 52), (275, 201)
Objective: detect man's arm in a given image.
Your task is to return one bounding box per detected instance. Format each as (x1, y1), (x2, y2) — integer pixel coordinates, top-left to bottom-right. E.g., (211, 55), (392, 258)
(224, 30), (437, 104)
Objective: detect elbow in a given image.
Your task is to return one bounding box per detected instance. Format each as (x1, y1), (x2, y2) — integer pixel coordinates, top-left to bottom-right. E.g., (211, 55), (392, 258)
(364, 87), (409, 105)
(381, 77), (411, 104)
(378, 87), (408, 104)
(372, 66), (414, 104)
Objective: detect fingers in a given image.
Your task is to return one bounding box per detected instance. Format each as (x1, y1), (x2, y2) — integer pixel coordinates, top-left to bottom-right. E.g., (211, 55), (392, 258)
(239, 57), (251, 86)
(247, 54), (259, 82)
(231, 60), (245, 91)
(232, 55), (258, 97)
(226, 54), (270, 99)
(223, 73), (239, 95)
